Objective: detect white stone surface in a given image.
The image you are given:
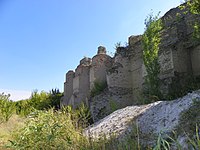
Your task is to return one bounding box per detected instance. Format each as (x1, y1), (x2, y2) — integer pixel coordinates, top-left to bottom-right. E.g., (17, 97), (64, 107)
(84, 90), (200, 142)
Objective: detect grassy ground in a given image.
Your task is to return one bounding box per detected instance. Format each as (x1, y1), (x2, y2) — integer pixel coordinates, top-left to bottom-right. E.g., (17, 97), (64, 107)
(0, 115), (25, 149)
(0, 110), (199, 150)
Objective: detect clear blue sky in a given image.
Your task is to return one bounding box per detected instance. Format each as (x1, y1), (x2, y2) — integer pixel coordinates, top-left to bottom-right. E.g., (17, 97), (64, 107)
(0, 0), (181, 100)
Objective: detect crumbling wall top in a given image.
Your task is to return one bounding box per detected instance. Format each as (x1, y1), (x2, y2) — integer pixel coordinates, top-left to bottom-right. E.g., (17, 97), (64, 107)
(115, 47), (129, 57)
(128, 35), (142, 46)
(67, 70), (75, 74)
(80, 57), (92, 66)
(65, 70), (75, 84)
(66, 70), (75, 78)
(97, 46), (106, 55)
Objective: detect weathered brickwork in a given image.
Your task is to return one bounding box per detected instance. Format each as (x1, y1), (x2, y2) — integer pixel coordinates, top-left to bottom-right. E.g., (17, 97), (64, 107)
(61, 4), (200, 121)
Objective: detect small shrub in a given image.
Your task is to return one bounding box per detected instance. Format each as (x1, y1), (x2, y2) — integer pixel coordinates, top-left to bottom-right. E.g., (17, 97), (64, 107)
(166, 75), (200, 100)
(75, 103), (93, 128)
(14, 100), (35, 117)
(109, 98), (119, 113)
(0, 93), (14, 122)
(177, 98), (200, 137)
(90, 81), (107, 97)
(114, 42), (122, 50)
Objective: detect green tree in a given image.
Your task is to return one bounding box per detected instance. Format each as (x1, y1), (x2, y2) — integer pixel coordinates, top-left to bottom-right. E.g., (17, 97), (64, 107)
(14, 89), (63, 117)
(142, 12), (163, 102)
(48, 88), (63, 110)
(14, 99), (34, 117)
(29, 90), (50, 110)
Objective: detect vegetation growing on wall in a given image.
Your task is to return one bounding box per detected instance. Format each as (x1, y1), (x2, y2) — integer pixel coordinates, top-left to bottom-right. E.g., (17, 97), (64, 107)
(109, 98), (119, 113)
(186, 0), (200, 15)
(187, 0), (200, 40)
(167, 76), (200, 100)
(180, 0), (200, 40)
(90, 80), (107, 97)
(142, 12), (163, 102)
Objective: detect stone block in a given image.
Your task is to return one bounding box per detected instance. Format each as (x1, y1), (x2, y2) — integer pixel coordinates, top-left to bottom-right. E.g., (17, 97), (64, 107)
(191, 45), (200, 76)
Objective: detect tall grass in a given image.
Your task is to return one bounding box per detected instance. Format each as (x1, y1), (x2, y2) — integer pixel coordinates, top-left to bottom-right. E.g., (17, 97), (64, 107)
(8, 109), (89, 150)
(0, 93), (200, 149)
(0, 115), (25, 149)
(1, 108), (199, 150)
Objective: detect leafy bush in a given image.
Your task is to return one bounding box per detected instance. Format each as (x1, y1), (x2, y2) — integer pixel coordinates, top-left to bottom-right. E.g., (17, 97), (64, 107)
(14, 88), (63, 117)
(61, 103), (93, 129)
(0, 93), (14, 122)
(29, 90), (50, 110)
(48, 88), (63, 110)
(6, 105), (143, 150)
(4, 106), (200, 150)
(14, 100), (34, 117)
(75, 103), (93, 128)
(30, 88), (63, 110)
(9, 109), (89, 150)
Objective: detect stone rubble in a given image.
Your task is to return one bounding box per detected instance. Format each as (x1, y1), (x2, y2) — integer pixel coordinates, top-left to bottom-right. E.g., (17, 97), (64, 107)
(84, 90), (200, 145)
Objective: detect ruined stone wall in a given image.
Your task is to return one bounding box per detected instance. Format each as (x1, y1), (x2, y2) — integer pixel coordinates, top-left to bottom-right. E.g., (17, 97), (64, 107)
(69, 58), (91, 108)
(128, 35), (146, 101)
(191, 45), (200, 76)
(158, 5), (200, 96)
(163, 6), (197, 71)
(107, 47), (132, 94)
(61, 47), (112, 108)
(78, 65), (90, 106)
(62, 3), (200, 121)
(61, 70), (74, 106)
(90, 46), (112, 89)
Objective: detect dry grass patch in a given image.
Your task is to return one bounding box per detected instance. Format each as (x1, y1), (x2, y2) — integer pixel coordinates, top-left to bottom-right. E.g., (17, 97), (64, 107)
(0, 115), (25, 149)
